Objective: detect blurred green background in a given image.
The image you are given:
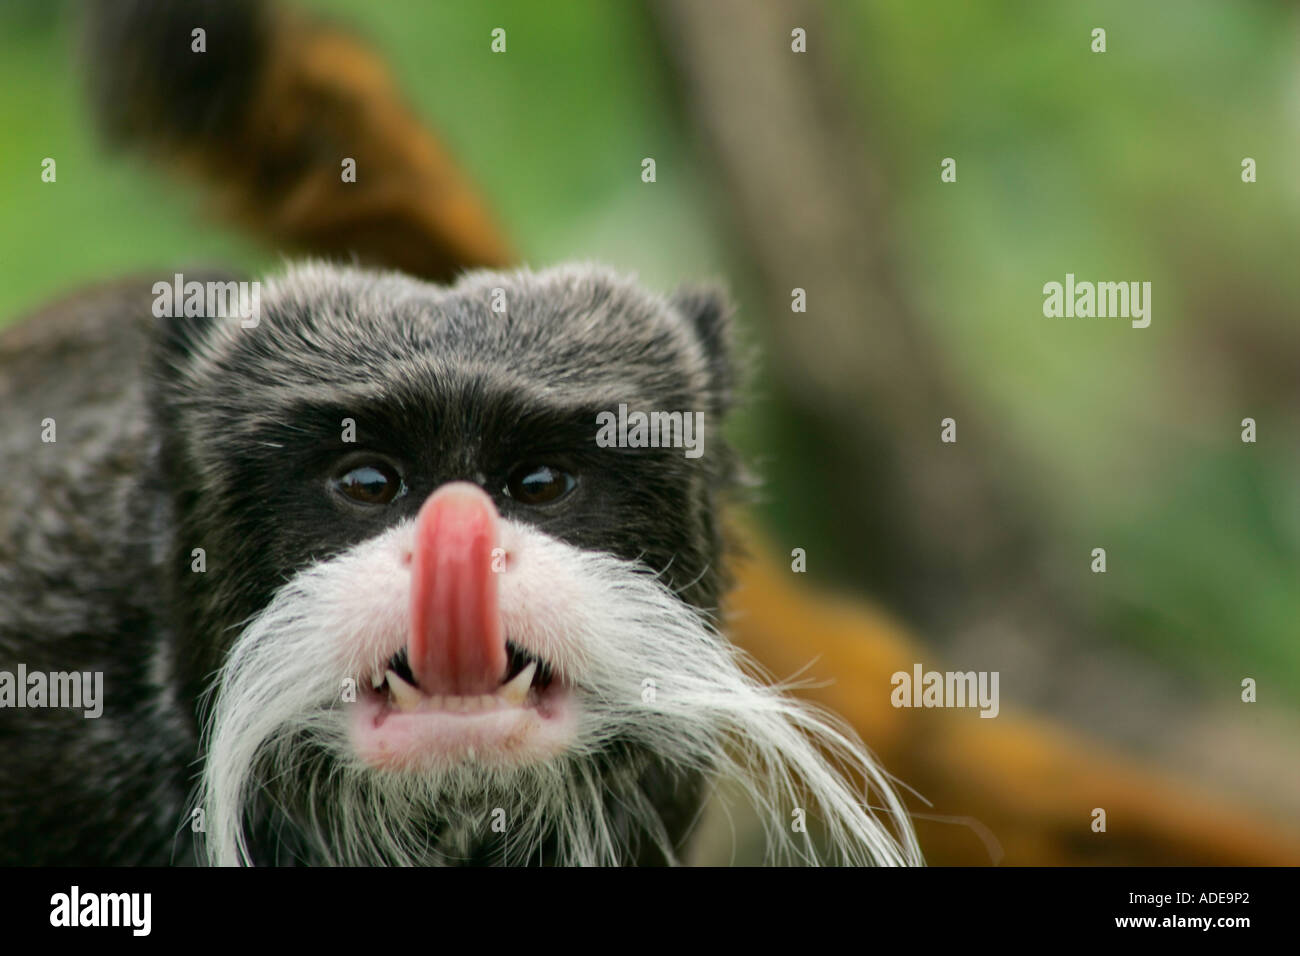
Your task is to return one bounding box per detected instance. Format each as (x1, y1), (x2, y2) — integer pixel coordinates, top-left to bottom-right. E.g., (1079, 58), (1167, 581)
(1, 0), (1296, 811)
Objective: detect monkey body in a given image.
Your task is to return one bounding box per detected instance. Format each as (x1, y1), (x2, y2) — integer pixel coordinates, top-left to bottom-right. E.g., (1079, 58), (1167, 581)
(0, 280), (198, 864)
(0, 264), (735, 865)
(0, 263), (915, 866)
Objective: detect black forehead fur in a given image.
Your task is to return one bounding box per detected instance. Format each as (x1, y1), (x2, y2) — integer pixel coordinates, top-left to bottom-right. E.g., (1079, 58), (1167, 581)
(152, 262), (740, 713)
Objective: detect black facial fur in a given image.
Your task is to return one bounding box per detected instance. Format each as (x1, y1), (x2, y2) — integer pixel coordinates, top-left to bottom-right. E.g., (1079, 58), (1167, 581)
(0, 264), (737, 865)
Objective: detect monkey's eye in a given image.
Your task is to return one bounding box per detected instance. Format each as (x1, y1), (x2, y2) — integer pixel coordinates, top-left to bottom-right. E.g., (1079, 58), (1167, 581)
(331, 462), (405, 506)
(505, 464), (576, 505)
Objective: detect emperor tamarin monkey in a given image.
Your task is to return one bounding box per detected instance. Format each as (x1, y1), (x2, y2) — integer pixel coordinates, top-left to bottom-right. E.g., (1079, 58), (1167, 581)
(0, 264), (918, 866)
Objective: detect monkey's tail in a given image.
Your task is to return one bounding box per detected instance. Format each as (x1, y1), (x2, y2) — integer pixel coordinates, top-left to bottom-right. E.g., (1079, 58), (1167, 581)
(80, 0), (514, 282)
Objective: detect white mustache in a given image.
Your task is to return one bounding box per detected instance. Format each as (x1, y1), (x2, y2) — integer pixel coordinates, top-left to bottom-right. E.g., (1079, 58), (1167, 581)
(197, 519), (920, 866)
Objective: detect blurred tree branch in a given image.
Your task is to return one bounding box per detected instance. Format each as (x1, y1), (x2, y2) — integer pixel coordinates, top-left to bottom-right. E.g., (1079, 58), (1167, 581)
(650, 0), (1080, 643)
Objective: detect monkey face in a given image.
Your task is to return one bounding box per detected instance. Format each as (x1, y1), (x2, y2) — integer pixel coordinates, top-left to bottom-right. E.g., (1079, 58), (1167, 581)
(152, 263), (913, 867)
(154, 263), (739, 863)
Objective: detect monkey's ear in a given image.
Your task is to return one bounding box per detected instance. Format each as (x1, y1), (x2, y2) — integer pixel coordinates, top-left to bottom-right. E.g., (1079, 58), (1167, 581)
(669, 285), (736, 409)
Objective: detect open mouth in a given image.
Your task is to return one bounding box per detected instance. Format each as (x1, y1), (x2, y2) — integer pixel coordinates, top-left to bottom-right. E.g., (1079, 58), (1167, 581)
(368, 641), (558, 714)
(351, 638), (576, 771)
(348, 481), (578, 769)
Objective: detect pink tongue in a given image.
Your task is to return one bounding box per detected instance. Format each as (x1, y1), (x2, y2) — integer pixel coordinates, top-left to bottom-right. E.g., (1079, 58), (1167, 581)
(408, 482), (507, 697)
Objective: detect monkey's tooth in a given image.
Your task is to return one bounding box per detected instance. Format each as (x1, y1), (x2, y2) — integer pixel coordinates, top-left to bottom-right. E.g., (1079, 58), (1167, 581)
(499, 661), (536, 706)
(386, 669), (423, 711)
(371, 673), (385, 690)
(425, 694), (444, 711)
(478, 694), (498, 710)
